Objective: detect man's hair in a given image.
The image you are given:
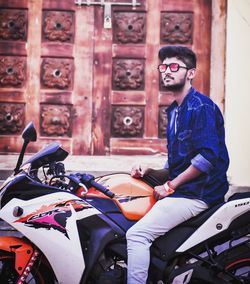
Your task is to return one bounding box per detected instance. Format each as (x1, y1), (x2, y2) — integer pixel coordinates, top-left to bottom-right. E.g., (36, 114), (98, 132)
(158, 45), (196, 69)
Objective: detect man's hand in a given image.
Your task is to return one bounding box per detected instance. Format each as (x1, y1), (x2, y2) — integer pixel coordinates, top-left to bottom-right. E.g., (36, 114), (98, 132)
(131, 165), (149, 178)
(153, 182), (175, 200)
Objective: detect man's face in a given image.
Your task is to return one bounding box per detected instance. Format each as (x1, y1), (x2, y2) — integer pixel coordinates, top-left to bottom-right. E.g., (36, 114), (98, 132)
(160, 57), (189, 91)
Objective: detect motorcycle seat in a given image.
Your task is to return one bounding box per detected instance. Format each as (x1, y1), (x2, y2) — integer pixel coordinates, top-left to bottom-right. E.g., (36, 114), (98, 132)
(181, 202), (223, 228)
(151, 202), (223, 260)
(228, 191), (250, 201)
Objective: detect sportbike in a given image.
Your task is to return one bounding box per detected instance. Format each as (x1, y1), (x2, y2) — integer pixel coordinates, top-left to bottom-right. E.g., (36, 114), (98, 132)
(0, 122), (249, 283)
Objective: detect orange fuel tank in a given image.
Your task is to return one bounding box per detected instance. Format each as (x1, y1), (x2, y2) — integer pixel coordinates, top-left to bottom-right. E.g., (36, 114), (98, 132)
(78, 173), (156, 221)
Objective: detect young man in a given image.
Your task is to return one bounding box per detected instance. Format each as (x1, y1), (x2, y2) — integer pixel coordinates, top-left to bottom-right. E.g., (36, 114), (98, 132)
(126, 45), (230, 284)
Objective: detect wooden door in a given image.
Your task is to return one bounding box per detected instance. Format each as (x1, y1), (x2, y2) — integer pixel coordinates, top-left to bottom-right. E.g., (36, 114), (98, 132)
(0, 0), (211, 155)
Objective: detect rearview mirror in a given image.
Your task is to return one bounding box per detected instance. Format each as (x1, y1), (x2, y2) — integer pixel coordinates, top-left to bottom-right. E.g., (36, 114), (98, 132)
(22, 121), (37, 142)
(14, 122), (37, 174)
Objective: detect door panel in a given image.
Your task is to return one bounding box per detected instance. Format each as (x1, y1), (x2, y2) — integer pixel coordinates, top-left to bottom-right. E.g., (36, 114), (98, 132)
(0, 0), (211, 155)
(108, 0), (211, 154)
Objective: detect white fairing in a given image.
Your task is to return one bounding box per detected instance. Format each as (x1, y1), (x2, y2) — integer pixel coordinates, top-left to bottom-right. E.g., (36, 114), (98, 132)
(172, 269), (193, 284)
(177, 197), (250, 252)
(0, 192), (101, 284)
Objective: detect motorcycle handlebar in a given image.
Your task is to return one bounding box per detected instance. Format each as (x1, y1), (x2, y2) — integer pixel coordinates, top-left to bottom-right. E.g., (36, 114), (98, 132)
(50, 173), (115, 198)
(76, 173), (115, 199)
(49, 173), (115, 199)
(90, 180), (115, 199)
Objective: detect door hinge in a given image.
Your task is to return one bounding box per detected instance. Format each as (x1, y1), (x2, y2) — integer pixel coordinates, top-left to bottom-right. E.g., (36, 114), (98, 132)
(75, 0), (141, 29)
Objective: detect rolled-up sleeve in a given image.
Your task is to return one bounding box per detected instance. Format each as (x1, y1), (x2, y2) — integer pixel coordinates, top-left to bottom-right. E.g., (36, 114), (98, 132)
(191, 153), (213, 173)
(192, 104), (220, 169)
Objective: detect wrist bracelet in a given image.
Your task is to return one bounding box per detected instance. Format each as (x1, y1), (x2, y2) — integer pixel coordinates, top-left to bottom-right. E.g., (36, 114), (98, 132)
(163, 181), (175, 194)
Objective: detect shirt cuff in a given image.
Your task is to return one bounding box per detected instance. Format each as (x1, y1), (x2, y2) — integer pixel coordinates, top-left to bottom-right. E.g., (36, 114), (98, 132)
(164, 160), (169, 169)
(191, 154), (213, 173)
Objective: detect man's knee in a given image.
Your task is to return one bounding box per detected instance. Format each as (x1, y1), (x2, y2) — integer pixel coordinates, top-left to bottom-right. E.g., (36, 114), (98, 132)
(126, 226), (142, 242)
(126, 225), (150, 246)
(126, 226), (136, 242)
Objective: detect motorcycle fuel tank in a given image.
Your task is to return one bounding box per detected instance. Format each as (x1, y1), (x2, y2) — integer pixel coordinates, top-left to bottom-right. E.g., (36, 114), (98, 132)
(77, 173), (156, 221)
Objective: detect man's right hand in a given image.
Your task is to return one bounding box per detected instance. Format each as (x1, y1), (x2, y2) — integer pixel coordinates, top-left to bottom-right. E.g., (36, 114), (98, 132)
(131, 165), (149, 178)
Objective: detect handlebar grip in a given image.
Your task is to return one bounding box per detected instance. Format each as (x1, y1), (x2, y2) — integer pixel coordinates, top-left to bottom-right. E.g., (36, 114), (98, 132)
(90, 180), (115, 198)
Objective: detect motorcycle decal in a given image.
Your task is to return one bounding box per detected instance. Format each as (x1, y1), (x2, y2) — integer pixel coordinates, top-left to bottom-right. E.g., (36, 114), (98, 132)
(115, 195), (155, 220)
(235, 201), (249, 207)
(117, 195), (149, 203)
(14, 199), (92, 238)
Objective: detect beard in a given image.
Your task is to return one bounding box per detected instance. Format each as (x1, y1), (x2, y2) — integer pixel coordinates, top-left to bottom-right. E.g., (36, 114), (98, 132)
(163, 81), (185, 91)
(162, 73), (187, 92)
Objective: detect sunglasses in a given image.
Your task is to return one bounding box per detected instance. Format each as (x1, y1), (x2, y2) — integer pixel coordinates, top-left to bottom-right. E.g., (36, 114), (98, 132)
(158, 63), (188, 73)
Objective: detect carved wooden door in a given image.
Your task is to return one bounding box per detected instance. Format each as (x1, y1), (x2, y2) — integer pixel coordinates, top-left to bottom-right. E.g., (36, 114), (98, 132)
(0, 0), (211, 155)
(93, 0), (211, 155)
(0, 0), (94, 154)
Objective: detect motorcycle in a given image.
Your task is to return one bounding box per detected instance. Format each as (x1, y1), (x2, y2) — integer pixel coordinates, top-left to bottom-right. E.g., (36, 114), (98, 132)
(0, 121), (249, 284)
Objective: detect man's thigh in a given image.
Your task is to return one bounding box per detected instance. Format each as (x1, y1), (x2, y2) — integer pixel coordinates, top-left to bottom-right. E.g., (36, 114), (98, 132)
(129, 197), (208, 241)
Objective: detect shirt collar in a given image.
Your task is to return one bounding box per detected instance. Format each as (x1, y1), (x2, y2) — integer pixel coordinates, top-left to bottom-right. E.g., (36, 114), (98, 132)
(165, 87), (196, 114)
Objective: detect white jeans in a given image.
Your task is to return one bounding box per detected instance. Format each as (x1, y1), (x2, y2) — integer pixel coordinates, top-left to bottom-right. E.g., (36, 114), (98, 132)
(126, 197), (208, 284)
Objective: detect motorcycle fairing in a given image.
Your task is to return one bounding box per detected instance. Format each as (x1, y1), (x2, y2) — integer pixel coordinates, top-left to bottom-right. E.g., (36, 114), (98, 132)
(169, 262), (226, 284)
(0, 236), (34, 275)
(106, 212), (136, 231)
(177, 196), (250, 252)
(151, 203), (222, 261)
(85, 195), (121, 213)
(77, 213), (126, 283)
(85, 196), (136, 231)
(151, 193), (250, 262)
(21, 142), (68, 170)
(0, 192), (100, 284)
(14, 198), (92, 238)
(0, 173), (67, 208)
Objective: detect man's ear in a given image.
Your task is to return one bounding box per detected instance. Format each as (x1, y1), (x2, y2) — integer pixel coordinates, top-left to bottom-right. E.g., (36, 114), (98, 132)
(187, 68), (196, 80)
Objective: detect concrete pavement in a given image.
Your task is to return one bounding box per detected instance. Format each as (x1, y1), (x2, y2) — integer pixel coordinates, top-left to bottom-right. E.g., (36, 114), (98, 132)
(0, 154), (167, 180)
(0, 153), (249, 199)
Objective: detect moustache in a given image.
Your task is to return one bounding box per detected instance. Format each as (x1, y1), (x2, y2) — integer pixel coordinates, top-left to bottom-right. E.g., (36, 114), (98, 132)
(163, 74), (174, 80)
